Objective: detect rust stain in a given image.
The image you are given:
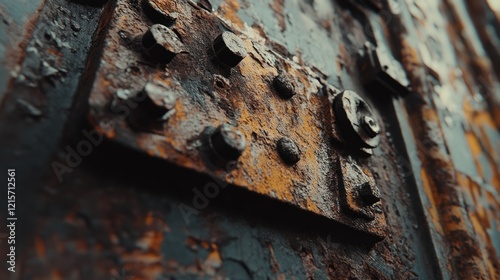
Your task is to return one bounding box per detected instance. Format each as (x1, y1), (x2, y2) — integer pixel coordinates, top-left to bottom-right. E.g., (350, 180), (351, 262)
(268, 242), (281, 273)
(271, 0), (286, 31)
(35, 236), (46, 258)
(203, 249), (222, 275)
(51, 270), (63, 280)
(135, 230), (163, 251)
(420, 169), (444, 234)
(145, 211), (154, 226)
(218, 0), (244, 29)
(84, 0), (385, 240)
(395, 8), (496, 276)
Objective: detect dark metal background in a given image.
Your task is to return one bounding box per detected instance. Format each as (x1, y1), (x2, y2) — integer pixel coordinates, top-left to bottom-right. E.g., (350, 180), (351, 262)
(0, 0), (499, 279)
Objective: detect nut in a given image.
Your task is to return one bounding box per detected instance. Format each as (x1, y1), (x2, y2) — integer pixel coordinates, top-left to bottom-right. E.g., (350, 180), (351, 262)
(209, 124), (246, 161)
(212, 32), (247, 68)
(142, 24), (183, 64)
(277, 137), (301, 165)
(357, 183), (381, 206)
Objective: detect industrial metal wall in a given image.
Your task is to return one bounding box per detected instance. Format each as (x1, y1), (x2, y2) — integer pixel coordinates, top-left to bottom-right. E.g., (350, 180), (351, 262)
(0, 0), (499, 279)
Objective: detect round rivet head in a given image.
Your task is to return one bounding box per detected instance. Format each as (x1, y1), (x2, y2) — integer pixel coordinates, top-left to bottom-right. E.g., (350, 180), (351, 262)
(142, 24), (183, 64)
(277, 137), (301, 165)
(212, 31), (247, 68)
(273, 74), (296, 99)
(209, 124), (246, 161)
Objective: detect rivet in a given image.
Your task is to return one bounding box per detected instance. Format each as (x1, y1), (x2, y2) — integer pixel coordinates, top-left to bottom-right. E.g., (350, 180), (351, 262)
(272, 74), (296, 99)
(277, 137), (301, 165)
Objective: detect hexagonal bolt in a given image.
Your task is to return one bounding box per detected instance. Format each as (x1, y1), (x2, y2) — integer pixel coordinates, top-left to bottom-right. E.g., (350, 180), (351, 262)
(212, 31), (248, 68)
(357, 183), (380, 206)
(143, 0), (178, 26)
(277, 137), (301, 165)
(137, 82), (177, 119)
(142, 24), (183, 64)
(361, 115), (380, 137)
(272, 74), (296, 99)
(209, 124), (246, 161)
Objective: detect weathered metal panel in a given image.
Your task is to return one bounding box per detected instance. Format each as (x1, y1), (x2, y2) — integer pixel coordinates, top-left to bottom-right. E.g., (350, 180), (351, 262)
(0, 0), (499, 279)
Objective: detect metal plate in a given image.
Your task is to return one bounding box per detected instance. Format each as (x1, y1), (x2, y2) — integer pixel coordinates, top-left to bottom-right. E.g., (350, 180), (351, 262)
(84, 0), (386, 240)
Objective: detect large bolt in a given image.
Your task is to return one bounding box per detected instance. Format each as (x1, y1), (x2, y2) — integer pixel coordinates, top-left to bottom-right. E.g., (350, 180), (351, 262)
(272, 74), (296, 99)
(277, 137), (301, 165)
(334, 90), (380, 149)
(361, 116), (380, 137)
(357, 183), (380, 206)
(143, 0), (178, 26)
(212, 31), (247, 68)
(137, 82), (177, 119)
(209, 124), (246, 161)
(142, 24), (183, 64)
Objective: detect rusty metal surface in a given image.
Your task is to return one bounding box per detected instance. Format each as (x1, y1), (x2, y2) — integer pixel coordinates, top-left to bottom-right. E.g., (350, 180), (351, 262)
(0, 0), (499, 279)
(83, 0), (387, 239)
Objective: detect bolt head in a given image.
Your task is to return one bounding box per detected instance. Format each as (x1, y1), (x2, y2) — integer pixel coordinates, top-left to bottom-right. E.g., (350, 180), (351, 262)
(139, 82), (177, 119)
(143, 0), (178, 26)
(212, 32), (247, 68)
(142, 24), (183, 64)
(277, 137), (301, 165)
(272, 74), (296, 99)
(210, 124), (246, 161)
(362, 115), (380, 137)
(358, 183), (380, 206)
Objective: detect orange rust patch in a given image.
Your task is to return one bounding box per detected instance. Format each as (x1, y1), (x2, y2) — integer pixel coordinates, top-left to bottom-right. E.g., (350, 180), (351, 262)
(218, 0), (244, 29)
(136, 230), (164, 251)
(145, 211), (154, 226)
(51, 270), (63, 280)
(122, 251), (162, 263)
(201, 241), (210, 250)
(271, 0), (286, 31)
(204, 250), (222, 269)
(420, 169), (444, 234)
(35, 236), (46, 258)
(421, 107), (440, 122)
(400, 38), (421, 75)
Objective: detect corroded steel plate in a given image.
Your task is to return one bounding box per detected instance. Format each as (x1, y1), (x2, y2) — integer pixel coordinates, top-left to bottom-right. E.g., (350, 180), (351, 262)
(85, 0), (386, 240)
